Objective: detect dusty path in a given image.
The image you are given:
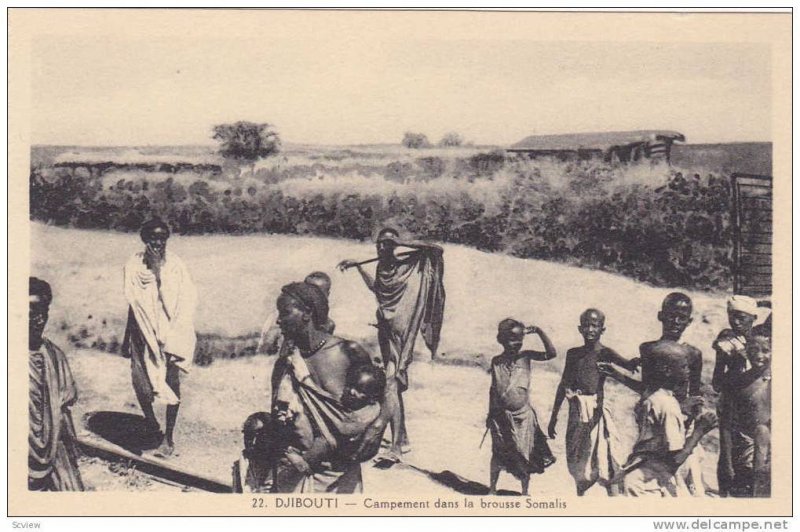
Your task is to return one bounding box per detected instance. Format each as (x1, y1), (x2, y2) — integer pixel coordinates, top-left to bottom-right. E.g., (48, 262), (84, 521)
(31, 224), (745, 495)
(66, 348), (710, 496)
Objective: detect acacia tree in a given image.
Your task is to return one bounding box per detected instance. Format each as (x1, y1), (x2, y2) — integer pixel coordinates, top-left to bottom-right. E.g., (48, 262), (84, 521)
(212, 122), (281, 166)
(401, 132), (432, 149)
(438, 132), (464, 147)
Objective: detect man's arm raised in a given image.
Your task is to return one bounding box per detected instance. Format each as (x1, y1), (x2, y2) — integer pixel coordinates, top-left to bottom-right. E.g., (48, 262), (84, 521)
(337, 260), (376, 292)
(395, 239), (444, 255)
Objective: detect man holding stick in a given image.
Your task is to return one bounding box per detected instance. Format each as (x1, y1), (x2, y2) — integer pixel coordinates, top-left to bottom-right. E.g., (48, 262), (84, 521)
(338, 228), (445, 463)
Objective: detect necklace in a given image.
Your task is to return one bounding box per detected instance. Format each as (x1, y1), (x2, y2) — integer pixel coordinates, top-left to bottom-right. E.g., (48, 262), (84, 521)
(301, 337), (328, 356)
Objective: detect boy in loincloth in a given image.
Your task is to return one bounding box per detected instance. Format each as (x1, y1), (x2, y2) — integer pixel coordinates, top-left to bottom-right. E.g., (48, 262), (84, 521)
(548, 309), (638, 496)
(487, 319), (557, 495)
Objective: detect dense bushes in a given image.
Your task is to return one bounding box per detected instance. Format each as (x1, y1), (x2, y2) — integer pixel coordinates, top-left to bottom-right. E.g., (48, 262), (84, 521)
(30, 158), (736, 291)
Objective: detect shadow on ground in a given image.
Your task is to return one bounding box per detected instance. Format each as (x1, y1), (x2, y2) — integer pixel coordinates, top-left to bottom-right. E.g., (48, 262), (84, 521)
(84, 411), (162, 455)
(399, 463), (520, 496)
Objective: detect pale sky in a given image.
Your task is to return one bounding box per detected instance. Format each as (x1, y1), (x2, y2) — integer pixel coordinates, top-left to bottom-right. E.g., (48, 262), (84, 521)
(30, 35), (771, 146)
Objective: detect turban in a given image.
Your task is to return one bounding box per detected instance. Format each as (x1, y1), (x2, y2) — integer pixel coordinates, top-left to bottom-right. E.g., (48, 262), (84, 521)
(728, 295), (759, 317)
(281, 282), (329, 329)
(140, 218), (171, 241)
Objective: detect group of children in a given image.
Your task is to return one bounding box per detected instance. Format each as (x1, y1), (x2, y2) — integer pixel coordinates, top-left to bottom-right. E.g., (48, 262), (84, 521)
(234, 264), (772, 498)
(486, 292), (771, 498)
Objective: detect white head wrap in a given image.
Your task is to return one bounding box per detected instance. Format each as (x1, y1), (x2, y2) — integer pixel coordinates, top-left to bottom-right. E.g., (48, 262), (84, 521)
(727, 295), (759, 316)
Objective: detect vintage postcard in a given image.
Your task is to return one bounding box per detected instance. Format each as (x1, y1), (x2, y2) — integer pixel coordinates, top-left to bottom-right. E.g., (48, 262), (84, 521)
(7, 8), (792, 519)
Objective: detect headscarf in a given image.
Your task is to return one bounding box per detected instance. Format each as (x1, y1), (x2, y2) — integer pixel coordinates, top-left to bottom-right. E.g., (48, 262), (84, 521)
(727, 295), (759, 317)
(281, 282), (329, 329)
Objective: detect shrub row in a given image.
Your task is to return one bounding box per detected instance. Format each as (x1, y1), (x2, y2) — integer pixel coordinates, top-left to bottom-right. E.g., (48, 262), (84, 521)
(31, 161), (735, 290)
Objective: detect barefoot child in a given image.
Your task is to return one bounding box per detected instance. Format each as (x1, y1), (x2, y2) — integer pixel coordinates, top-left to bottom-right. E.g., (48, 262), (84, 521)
(232, 412), (275, 493)
(487, 319), (557, 495)
(712, 295), (759, 497)
(726, 334), (771, 497)
(548, 309), (638, 496)
(606, 359), (717, 497)
(600, 292), (707, 495)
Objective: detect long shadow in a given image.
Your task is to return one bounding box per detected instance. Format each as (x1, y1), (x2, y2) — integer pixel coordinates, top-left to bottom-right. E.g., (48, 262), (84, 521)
(398, 463), (520, 496)
(84, 411), (162, 455)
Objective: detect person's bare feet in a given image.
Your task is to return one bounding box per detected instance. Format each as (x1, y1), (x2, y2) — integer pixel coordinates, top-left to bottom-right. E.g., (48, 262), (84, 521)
(373, 451), (402, 469)
(154, 441), (174, 458)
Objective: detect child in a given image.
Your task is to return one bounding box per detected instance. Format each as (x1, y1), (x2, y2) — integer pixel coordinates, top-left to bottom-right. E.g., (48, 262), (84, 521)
(487, 319), (557, 496)
(548, 309), (638, 496)
(727, 334), (771, 497)
(605, 359), (717, 496)
(712, 295), (759, 497)
(232, 412), (275, 493)
(282, 363), (387, 475)
(600, 292), (707, 495)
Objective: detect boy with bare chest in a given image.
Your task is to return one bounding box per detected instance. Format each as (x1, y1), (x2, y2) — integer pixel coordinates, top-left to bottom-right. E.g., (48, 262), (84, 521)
(548, 309), (638, 496)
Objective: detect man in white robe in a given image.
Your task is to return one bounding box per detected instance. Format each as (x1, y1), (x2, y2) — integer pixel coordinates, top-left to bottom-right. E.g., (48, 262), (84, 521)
(122, 218), (197, 457)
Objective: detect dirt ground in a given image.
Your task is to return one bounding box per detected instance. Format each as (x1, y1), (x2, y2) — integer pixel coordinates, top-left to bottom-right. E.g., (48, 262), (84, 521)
(30, 223), (766, 495)
(68, 347), (707, 496)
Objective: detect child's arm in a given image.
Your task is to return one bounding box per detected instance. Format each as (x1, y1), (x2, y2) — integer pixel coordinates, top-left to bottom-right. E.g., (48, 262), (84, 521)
(522, 325), (557, 361)
(284, 437), (332, 474)
(688, 346), (704, 397)
(597, 362), (643, 393)
(711, 340), (729, 393)
(548, 383), (567, 439)
(665, 411), (717, 472)
(604, 347), (640, 373)
(548, 350), (573, 438)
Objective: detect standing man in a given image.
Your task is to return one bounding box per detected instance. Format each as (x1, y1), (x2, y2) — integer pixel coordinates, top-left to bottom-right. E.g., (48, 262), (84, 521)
(122, 218), (197, 457)
(28, 277), (85, 491)
(338, 227), (445, 462)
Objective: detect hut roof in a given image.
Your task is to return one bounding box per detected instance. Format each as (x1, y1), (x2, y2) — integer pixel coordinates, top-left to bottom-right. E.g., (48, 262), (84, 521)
(53, 148), (222, 166)
(509, 130), (685, 151)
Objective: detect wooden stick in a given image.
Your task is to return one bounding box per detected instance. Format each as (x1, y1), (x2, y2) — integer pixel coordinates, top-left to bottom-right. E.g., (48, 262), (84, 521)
(77, 433), (232, 493)
(342, 250), (416, 270)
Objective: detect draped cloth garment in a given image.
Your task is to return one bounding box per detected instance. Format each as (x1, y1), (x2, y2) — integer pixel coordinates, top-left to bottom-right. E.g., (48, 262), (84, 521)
(488, 356), (555, 480)
(565, 392), (622, 490)
(28, 339), (85, 491)
(271, 349), (383, 493)
(122, 250), (197, 405)
(375, 247), (445, 391)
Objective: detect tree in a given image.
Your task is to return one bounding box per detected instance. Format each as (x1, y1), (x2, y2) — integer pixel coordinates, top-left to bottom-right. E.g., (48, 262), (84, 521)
(401, 132), (432, 149)
(212, 121), (281, 162)
(438, 132), (464, 147)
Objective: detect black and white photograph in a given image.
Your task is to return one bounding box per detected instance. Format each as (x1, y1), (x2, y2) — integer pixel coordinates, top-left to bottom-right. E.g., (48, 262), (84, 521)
(8, 7), (791, 519)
